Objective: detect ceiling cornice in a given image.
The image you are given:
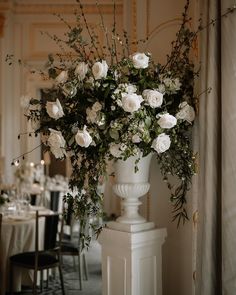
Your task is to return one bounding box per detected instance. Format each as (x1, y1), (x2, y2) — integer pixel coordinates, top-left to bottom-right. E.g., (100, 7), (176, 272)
(0, 0), (123, 15)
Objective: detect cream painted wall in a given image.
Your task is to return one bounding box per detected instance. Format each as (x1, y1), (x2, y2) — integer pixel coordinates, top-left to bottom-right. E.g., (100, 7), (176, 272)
(135, 1), (198, 295)
(0, 1), (198, 295)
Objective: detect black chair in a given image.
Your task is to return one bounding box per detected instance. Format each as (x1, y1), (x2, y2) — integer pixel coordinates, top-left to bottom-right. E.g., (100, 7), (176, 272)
(59, 207), (88, 290)
(30, 194), (37, 206)
(50, 191), (60, 212)
(60, 226), (88, 290)
(9, 211), (65, 295)
(0, 213), (2, 237)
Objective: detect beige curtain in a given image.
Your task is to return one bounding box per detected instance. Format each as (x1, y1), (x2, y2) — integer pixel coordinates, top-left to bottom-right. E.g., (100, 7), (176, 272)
(195, 0), (221, 293)
(194, 0), (236, 294)
(221, 0), (236, 293)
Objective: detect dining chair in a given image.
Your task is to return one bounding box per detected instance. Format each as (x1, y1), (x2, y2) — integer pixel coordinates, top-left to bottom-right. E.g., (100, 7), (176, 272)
(60, 225), (88, 291)
(57, 205), (89, 290)
(50, 191), (60, 212)
(0, 213), (2, 251)
(9, 211), (65, 295)
(0, 213), (2, 238)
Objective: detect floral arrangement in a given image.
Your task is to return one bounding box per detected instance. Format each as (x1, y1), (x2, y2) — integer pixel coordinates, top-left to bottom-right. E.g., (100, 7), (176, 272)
(14, 162), (35, 187)
(0, 193), (9, 206)
(14, 162), (45, 190)
(12, 0), (200, 246)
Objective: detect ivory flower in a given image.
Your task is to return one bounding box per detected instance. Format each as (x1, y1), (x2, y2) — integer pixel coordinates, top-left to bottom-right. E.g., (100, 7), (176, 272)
(75, 126), (93, 148)
(46, 99), (64, 120)
(121, 93), (143, 113)
(131, 53), (149, 69)
(109, 143), (122, 158)
(176, 102), (195, 123)
(143, 89), (163, 108)
(92, 60), (108, 80)
(47, 129), (66, 159)
(151, 133), (171, 154)
(157, 113), (177, 129)
(75, 62), (88, 81)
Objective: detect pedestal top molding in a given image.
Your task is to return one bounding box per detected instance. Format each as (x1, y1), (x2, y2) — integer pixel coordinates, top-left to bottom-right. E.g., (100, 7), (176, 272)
(100, 227), (167, 249)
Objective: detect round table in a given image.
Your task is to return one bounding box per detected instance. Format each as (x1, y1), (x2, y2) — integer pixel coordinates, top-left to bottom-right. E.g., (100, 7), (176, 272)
(0, 213), (45, 294)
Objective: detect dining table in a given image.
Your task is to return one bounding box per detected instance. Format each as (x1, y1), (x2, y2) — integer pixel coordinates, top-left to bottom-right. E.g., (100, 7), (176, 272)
(0, 205), (51, 295)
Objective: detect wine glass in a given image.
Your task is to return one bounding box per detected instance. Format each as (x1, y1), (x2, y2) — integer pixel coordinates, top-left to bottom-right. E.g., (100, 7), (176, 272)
(20, 192), (31, 215)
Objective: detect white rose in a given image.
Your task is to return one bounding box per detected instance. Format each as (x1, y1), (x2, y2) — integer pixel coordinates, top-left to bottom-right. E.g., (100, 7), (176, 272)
(176, 102), (195, 123)
(46, 99), (64, 120)
(121, 93), (143, 113)
(151, 133), (171, 154)
(92, 102), (102, 112)
(92, 60), (108, 80)
(142, 89), (163, 108)
(163, 78), (172, 88)
(163, 77), (181, 92)
(55, 70), (68, 84)
(2, 193), (8, 201)
(86, 108), (97, 124)
(75, 62), (88, 81)
(123, 83), (137, 94)
(132, 134), (141, 143)
(131, 53), (149, 69)
(109, 143), (122, 158)
(47, 129), (66, 159)
(75, 126), (92, 148)
(157, 113), (177, 129)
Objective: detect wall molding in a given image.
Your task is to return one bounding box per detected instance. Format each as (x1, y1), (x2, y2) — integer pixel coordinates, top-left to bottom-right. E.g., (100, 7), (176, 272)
(147, 18), (182, 42)
(0, 14), (5, 37)
(0, 1), (122, 15)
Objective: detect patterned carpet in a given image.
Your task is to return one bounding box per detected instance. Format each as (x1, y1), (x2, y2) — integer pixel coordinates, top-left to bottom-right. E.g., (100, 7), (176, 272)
(14, 241), (102, 295)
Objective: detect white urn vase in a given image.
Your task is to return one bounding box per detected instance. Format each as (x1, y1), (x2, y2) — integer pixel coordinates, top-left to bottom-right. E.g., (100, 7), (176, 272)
(110, 153), (155, 232)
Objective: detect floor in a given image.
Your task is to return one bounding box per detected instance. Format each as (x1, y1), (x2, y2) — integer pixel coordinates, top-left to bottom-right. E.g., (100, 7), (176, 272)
(14, 240), (102, 295)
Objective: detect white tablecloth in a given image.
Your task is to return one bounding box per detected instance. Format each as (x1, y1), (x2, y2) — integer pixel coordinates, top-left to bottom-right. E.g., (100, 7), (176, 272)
(0, 215), (45, 294)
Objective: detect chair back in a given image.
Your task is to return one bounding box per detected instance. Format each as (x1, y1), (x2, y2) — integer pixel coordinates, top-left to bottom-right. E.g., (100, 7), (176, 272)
(50, 191), (60, 212)
(0, 213), (2, 247)
(35, 211), (64, 251)
(30, 194), (37, 206)
(44, 213), (59, 250)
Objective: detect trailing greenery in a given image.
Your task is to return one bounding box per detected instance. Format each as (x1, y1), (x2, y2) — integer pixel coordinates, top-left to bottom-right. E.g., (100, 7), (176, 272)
(11, 0), (236, 248)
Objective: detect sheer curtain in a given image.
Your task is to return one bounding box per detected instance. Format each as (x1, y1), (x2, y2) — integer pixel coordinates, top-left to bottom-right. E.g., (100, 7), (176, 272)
(194, 0), (236, 294)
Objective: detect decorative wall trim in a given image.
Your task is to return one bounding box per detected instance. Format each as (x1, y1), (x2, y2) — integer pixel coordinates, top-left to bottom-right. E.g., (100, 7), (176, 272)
(0, 14), (5, 37)
(1, 2), (122, 15)
(147, 18), (182, 41)
(146, 0), (150, 37)
(131, 0), (137, 52)
(0, 1), (12, 13)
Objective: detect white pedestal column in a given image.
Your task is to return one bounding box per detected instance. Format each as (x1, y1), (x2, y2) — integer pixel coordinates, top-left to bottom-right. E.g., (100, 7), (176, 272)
(99, 227), (167, 295)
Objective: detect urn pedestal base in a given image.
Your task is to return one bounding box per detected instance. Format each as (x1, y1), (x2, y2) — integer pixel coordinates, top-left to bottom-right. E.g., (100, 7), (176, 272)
(99, 227), (167, 295)
(108, 220), (155, 232)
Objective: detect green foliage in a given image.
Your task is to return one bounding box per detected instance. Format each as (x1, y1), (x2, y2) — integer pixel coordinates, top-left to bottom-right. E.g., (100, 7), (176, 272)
(20, 0), (203, 247)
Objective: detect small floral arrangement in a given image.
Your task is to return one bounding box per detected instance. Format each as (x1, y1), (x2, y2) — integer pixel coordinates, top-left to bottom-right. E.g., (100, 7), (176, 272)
(14, 162), (45, 189)
(14, 162), (34, 184)
(0, 193), (9, 206)
(13, 0), (200, 246)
